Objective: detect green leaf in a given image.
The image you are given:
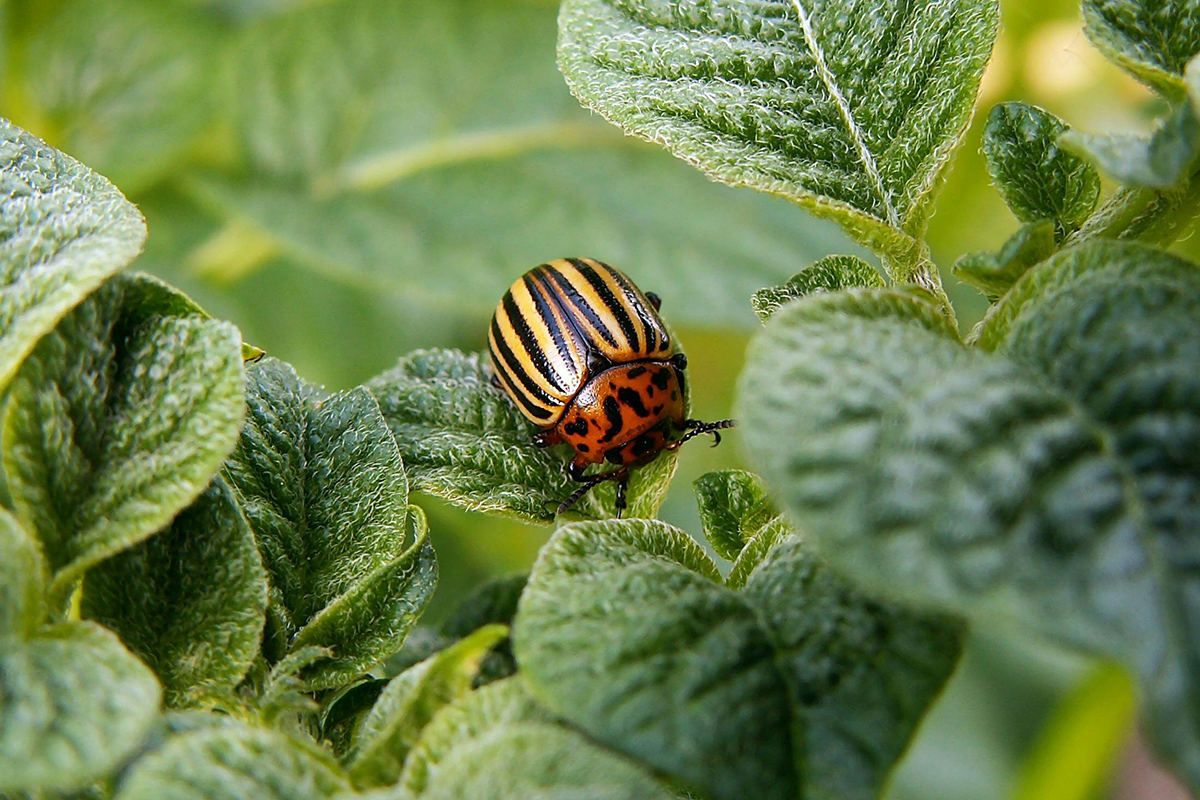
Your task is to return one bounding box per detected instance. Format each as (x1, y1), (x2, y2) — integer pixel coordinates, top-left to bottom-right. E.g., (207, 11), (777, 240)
(81, 478), (268, 707)
(751, 256), (884, 322)
(980, 240), (1200, 793)
(187, 0), (854, 330)
(982, 103), (1100, 240)
(1082, 0), (1200, 98)
(114, 726), (351, 800)
(2, 273), (245, 607)
(952, 220), (1057, 301)
(692, 470), (780, 561)
(0, 506), (44, 638)
(557, 0), (999, 262)
(0, 622), (161, 794)
(439, 574), (527, 687)
(20, 0), (219, 191)
(516, 519), (963, 800)
(348, 624), (510, 788)
(365, 349), (675, 523)
(1061, 105), (1200, 190)
(0, 119), (146, 390)
(320, 678), (387, 758)
(725, 517), (792, 589)
(224, 357), (436, 688)
(397, 677), (554, 797)
(740, 533), (964, 800)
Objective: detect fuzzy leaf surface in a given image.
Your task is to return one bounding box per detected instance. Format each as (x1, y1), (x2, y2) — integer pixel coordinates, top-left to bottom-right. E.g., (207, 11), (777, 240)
(982, 102), (1100, 240)
(0, 119), (146, 390)
(0, 507), (44, 638)
(114, 726), (351, 800)
(349, 624), (509, 788)
(81, 478), (268, 707)
(1082, 0), (1200, 97)
(366, 349), (675, 523)
(558, 0), (998, 258)
(752, 255), (884, 322)
(0, 622), (161, 794)
(693, 469), (781, 561)
(953, 220), (1057, 301)
(1062, 105), (1200, 190)
(21, 0), (219, 191)
(2, 273), (245, 606)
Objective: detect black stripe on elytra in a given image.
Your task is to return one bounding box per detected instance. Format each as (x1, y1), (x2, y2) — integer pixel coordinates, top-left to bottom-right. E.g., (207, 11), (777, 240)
(502, 291), (568, 392)
(617, 387), (651, 417)
(572, 260), (642, 353)
(544, 264), (620, 349)
(606, 266), (663, 352)
(599, 395), (624, 443)
(489, 317), (555, 419)
(523, 274), (580, 383)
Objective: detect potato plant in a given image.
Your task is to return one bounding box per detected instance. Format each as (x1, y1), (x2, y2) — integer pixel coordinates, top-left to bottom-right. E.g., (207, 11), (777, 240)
(0, 0), (1198, 798)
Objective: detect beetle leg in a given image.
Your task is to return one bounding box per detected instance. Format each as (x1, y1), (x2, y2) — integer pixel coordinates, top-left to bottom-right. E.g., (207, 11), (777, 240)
(614, 475), (629, 518)
(557, 466), (630, 516)
(533, 429), (563, 448)
(489, 372), (503, 389)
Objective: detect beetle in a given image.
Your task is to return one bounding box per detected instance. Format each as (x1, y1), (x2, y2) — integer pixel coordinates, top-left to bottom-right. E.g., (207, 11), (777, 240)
(488, 257), (734, 517)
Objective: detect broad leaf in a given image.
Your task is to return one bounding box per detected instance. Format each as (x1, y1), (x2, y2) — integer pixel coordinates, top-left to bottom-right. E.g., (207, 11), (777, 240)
(1061, 103), (1200, 191)
(515, 518), (960, 800)
(751, 255), (884, 322)
(21, 0), (219, 191)
(0, 622), (161, 794)
(557, 0), (999, 261)
(982, 103), (1100, 240)
(2, 273), (245, 607)
(81, 478), (268, 707)
(225, 357), (436, 688)
(953, 220), (1056, 301)
(365, 349), (676, 523)
(0, 119), (146, 390)
(188, 0), (854, 329)
(114, 726), (351, 800)
(1082, 0), (1200, 98)
(980, 240), (1200, 792)
(693, 469), (780, 561)
(0, 507), (43, 638)
(397, 677), (554, 797)
(349, 624), (509, 788)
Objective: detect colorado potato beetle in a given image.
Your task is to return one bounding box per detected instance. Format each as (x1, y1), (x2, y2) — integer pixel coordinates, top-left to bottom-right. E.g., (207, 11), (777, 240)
(488, 257), (734, 517)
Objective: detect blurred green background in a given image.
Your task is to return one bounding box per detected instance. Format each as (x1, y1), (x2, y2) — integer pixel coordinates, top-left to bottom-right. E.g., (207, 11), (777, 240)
(0, 0), (1187, 797)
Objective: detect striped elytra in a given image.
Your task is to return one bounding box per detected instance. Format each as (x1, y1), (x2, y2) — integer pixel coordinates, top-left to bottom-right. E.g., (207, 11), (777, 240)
(488, 257), (734, 517)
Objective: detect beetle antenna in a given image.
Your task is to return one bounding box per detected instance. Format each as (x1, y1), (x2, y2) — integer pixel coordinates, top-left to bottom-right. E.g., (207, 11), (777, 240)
(669, 419), (736, 450)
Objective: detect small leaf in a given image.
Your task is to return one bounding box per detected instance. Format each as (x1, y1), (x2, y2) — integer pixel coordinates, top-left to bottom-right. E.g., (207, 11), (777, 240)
(20, 0), (219, 191)
(751, 256), (884, 322)
(953, 220), (1057, 301)
(1082, 0), (1200, 98)
(693, 470), (780, 561)
(0, 507), (44, 638)
(114, 725), (351, 800)
(81, 478), (269, 707)
(365, 349), (675, 523)
(0, 622), (161, 794)
(557, 0), (999, 261)
(0, 119), (146, 390)
(439, 574), (528, 687)
(320, 678), (388, 758)
(1061, 107), (1200, 190)
(397, 677), (554, 797)
(349, 624), (510, 788)
(224, 357), (436, 689)
(982, 103), (1100, 240)
(726, 517), (792, 589)
(2, 273), (245, 607)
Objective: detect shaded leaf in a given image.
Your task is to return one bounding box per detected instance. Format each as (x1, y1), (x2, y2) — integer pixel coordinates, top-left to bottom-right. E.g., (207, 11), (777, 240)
(953, 220), (1057, 301)
(348, 625), (509, 788)
(439, 574), (528, 687)
(0, 119), (145, 390)
(1083, 0), (1200, 98)
(365, 349), (675, 523)
(751, 256), (884, 322)
(0, 622), (161, 794)
(2, 273), (245, 606)
(21, 0), (219, 191)
(558, 0), (998, 261)
(81, 478), (268, 707)
(114, 725), (350, 800)
(0, 506), (44, 638)
(982, 103), (1100, 240)
(224, 357), (436, 688)
(320, 678), (388, 758)
(1061, 107), (1200, 191)
(693, 469), (780, 561)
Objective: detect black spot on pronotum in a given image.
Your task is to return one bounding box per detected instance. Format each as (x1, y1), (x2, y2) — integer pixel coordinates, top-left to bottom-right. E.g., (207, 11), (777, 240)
(652, 404), (663, 415)
(577, 444), (590, 453)
(617, 387), (651, 417)
(563, 418), (588, 436)
(652, 369), (671, 391)
(600, 396), (624, 442)
(627, 365), (647, 378)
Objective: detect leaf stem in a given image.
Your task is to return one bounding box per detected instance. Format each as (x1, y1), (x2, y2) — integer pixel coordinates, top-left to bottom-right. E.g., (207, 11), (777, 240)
(1070, 171), (1200, 248)
(884, 241), (955, 322)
